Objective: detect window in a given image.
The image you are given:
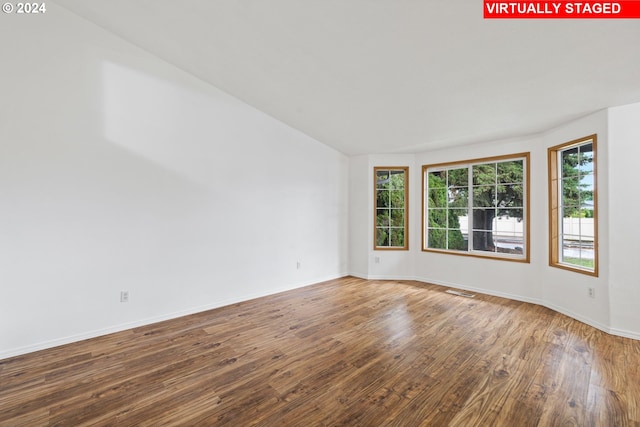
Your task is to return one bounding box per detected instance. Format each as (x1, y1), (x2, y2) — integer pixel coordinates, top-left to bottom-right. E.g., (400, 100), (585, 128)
(548, 135), (598, 276)
(374, 167), (408, 250)
(423, 153), (529, 262)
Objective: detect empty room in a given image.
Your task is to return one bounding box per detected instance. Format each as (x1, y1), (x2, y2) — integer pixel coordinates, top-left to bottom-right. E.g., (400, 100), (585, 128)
(1, 1), (640, 425)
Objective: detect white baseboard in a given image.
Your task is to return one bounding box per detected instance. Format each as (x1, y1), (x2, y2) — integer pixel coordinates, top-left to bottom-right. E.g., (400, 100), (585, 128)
(362, 274), (420, 281)
(413, 275), (543, 306)
(542, 301), (611, 335)
(0, 273), (349, 360)
(607, 327), (640, 341)
(4, 272), (637, 360)
(402, 275), (640, 342)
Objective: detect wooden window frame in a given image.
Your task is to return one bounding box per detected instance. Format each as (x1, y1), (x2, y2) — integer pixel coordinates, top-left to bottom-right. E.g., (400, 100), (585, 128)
(548, 135), (598, 276)
(374, 167), (409, 250)
(422, 153), (530, 263)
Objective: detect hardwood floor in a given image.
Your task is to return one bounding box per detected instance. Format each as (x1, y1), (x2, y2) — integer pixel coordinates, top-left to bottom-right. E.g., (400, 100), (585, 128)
(1, 276), (639, 426)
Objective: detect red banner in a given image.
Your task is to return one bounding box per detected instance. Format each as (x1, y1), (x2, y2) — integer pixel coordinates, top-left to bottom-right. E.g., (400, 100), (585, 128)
(484, 1), (640, 18)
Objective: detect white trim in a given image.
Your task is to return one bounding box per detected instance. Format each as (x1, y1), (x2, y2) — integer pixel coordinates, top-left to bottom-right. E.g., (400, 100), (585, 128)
(414, 275), (542, 305)
(413, 275), (637, 341)
(608, 327), (640, 341)
(4, 272), (637, 360)
(384, 274), (640, 341)
(543, 301), (611, 336)
(363, 274), (420, 281)
(0, 273), (349, 360)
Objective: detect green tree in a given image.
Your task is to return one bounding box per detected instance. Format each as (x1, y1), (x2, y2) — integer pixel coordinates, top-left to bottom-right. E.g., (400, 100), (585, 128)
(560, 146), (594, 218)
(427, 153), (591, 253)
(471, 161), (524, 251)
(376, 170), (406, 247)
(427, 170), (466, 250)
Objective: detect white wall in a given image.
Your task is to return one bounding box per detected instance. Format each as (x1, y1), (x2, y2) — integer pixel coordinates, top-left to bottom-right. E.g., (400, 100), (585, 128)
(414, 136), (541, 304)
(352, 107), (640, 340)
(349, 154), (416, 280)
(369, 155), (417, 280)
(608, 102), (640, 337)
(348, 155), (370, 278)
(2, 5), (638, 359)
(0, 4), (348, 358)
(415, 111), (613, 334)
(541, 110), (610, 331)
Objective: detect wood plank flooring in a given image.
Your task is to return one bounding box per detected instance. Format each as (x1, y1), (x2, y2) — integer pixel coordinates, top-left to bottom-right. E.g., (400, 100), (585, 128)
(1, 276), (639, 426)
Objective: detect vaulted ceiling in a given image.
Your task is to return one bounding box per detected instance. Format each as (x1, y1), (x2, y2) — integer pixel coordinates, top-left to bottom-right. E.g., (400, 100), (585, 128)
(55, 0), (640, 155)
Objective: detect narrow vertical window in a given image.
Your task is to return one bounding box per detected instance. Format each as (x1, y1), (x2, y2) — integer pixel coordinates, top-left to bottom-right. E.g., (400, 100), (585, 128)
(548, 135), (598, 276)
(374, 167), (409, 250)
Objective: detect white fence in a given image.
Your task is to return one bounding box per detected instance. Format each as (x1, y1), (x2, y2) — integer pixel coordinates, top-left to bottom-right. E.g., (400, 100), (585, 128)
(561, 217), (595, 242)
(457, 216), (594, 241)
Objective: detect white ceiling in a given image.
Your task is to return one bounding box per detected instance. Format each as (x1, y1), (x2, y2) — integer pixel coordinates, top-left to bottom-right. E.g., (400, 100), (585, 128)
(54, 0), (640, 155)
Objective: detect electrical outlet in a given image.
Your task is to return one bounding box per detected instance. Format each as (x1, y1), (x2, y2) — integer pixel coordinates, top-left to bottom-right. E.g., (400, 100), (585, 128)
(588, 287), (595, 298)
(120, 291), (129, 303)
(375, 256), (380, 264)
(296, 261), (301, 270)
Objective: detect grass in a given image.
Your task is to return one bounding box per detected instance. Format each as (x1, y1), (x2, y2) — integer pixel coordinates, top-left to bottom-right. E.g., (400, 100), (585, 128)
(563, 257), (595, 269)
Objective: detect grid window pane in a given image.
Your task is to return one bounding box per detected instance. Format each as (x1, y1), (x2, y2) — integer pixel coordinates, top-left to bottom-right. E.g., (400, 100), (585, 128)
(473, 186), (496, 207)
(551, 137), (597, 274)
(449, 208), (468, 224)
(428, 228), (447, 249)
(376, 209), (389, 227)
(428, 208), (447, 229)
(561, 241), (594, 269)
(376, 228), (389, 247)
(494, 231), (524, 255)
(390, 228), (405, 247)
(390, 190), (405, 208)
(579, 143), (594, 174)
(496, 184), (523, 208)
(562, 177), (581, 209)
(448, 187), (468, 208)
(375, 168), (408, 249)
(473, 163), (496, 185)
(376, 189), (389, 208)
(429, 188), (447, 208)
(429, 171), (447, 188)
(498, 160), (524, 183)
(425, 155), (527, 260)
(448, 168), (468, 187)
(390, 209), (405, 227)
(472, 230), (496, 252)
(376, 171), (390, 189)
(497, 208), (523, 220)
(447, 229), (466, 251)
(579, 175), (594, 203)
(562, 148), (580, 178)
(389, 171), (405, 190)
